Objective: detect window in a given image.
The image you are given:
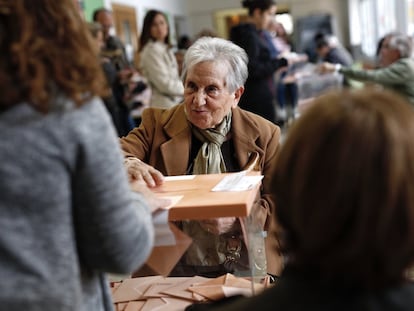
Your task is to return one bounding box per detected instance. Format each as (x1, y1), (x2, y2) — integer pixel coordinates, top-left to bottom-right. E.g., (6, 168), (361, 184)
(349, 0), (405, 58)
(360, 0), (376, 56)
(407, 0), (414, 34)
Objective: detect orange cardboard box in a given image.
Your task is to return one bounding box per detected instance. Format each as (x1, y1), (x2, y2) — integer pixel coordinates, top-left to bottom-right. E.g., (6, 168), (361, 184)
(133, 172), (262, 277)
(153, 172), (262, 221)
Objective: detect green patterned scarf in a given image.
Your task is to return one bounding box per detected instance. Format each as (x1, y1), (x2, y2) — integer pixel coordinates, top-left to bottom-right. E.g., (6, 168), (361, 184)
(191, 112), (232, 174)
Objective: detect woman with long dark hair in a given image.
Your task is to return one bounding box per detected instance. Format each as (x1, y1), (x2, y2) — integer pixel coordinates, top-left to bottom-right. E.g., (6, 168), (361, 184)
(139, 9), (184, 109)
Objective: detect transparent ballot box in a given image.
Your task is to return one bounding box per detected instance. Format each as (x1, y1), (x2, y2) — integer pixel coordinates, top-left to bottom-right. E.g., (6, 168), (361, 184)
(133, 172), (268, 290)
(297, 71), (343, 101)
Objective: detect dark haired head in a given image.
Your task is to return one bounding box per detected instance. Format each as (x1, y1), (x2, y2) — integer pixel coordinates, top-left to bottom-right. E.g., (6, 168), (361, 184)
(273, 89), (414, 290)
(313, 31), (327, 41)
(178, 35), (192, 50)
(139, 9), (170, 52)
(242, 0), (276, 16)
(92, 7), (111, 22)
(315, 36), (329, 49)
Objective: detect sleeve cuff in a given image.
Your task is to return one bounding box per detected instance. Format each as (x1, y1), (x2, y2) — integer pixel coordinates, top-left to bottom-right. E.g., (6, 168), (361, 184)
(335, 64), (342, 72)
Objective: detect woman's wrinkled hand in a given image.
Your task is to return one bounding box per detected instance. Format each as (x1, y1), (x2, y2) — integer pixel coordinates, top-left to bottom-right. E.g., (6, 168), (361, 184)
(317, 62), (337, 74)
(199, 217), (237, 235)
(124, 157), (165, 188)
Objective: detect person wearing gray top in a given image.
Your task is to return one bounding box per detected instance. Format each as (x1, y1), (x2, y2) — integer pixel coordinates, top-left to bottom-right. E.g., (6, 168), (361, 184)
(0, 1), (155, 310)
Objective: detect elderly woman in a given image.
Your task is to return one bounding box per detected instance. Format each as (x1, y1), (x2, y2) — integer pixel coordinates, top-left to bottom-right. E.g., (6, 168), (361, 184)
(186, 88), (414, 311)
(320, 33), (414, 104)
(121, 36), (282, 278)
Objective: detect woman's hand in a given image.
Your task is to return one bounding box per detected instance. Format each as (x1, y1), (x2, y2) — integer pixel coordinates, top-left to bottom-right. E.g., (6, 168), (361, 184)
(124, 157), (165, 188)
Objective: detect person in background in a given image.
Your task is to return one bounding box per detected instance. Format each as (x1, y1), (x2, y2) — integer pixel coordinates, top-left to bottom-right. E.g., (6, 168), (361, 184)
(362, 33), (397, 70)
(121, 36), (284, 279)
(93, 7), (130, 71)
(0, 1), (161, 310)
(186, 88), (414, 311)
(267, 19), (292, 56)
(196, 28), (218, 39)
(230, 0), (288, 124)
(93, 7), (136, 135)
(374, 32), (403, 68)
(89, 21), (151, 132)
(139, 9), (184, 109)
(175, 35), (193, 77)
(87, 21), (125, 135)
(267, 19), (308, 121)
(175, 49), (186, 76)
(314, 33), (354, 87)
(178, 34), (193, 50)
(315, 33), (353, 67)
(320, 33), (414, 104)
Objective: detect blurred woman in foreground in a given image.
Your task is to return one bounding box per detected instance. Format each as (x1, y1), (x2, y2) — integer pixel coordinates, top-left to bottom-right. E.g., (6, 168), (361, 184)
(0, 1), (159, 310)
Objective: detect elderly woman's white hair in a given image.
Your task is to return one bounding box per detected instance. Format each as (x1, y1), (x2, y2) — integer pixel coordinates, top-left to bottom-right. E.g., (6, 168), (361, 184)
(389, 33), (413, 58)
(181, 37), (248, 93)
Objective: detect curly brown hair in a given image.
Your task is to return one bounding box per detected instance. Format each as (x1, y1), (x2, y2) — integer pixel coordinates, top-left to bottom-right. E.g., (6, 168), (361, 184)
(0, 0), (107, 113)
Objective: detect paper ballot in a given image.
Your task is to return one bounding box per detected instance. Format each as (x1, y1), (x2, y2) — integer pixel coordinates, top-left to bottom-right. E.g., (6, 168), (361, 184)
(212, 172), (263, 192)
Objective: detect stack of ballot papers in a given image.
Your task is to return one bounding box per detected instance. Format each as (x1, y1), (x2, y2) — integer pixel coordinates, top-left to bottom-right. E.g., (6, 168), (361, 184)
(111, 273), (271, 311)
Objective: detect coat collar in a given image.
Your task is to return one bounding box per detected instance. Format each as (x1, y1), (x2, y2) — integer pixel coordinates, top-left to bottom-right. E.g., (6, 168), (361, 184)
(160, 104), (191, 176)
(231, 107), (264, 169)
(159, 105), (264, 175)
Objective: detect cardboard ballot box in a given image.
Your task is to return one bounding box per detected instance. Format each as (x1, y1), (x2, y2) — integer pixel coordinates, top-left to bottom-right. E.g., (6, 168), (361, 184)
(134, 172), (265, 277)
(153, 172), (262, 220)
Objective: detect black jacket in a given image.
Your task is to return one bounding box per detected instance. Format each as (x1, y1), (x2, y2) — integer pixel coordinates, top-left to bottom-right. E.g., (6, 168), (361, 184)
(230, 23), (287, 123)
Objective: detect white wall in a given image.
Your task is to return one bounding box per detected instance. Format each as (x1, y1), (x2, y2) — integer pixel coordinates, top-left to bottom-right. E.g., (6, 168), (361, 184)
(182, 0), (240, 37)
(104, 0), (351, 47)
(104, 0), (188, 44)
(184, 0), (350, 46)
(286, 0), (349, 45)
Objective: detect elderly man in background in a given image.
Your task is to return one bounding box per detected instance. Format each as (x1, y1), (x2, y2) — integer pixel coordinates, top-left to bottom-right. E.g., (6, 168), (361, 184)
(320, 33), (414, 104)
(315, 33), (353, 67)
(121, 36), (282, 278)
(93, 8), (130, 70)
